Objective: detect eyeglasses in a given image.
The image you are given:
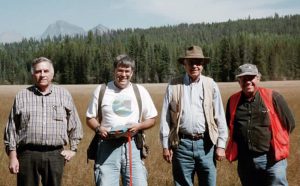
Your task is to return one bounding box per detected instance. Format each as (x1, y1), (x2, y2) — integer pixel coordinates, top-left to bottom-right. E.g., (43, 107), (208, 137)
(184, 59), (204, 66)
(238, 75), (257, 82)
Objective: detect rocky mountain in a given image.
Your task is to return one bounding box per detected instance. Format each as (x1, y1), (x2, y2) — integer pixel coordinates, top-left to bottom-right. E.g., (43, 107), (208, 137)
(0, 31), (23, 43)
(1, 20), (109, 43)
(90, 24), (109, 35)
(41, 20), (86, 39)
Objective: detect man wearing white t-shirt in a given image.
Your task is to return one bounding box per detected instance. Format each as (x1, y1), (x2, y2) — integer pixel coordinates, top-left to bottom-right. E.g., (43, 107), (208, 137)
(86, 54), (157, 186)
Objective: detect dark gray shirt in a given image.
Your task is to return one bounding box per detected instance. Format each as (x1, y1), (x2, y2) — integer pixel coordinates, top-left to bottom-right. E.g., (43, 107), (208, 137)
(226, 90), (295, 154)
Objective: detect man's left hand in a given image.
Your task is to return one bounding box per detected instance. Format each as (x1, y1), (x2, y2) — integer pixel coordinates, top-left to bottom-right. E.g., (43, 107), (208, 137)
(215, 147), (225, 161)
(61, 150), (76, 161)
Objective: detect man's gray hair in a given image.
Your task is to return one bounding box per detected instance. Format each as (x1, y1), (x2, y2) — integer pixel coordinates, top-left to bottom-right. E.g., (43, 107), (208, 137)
(114, 54), (135, 70)
(31, 57), (54, 74)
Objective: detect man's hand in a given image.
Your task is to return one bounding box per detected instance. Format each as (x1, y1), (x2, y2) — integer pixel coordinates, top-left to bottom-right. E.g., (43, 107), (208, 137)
(8, 151), (19, 174)
(127, 123), (140, 136)
(215, 147), (225, 161)
(61, 150), (76, 162)
(96, 126), (109, 139)
(163, 148), (173, 163)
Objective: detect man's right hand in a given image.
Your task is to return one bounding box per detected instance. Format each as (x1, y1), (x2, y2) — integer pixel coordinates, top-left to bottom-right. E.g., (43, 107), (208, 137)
(163, 148), (173, 163)
(97, 126), (109, 139)
(8, 150), (19, 174)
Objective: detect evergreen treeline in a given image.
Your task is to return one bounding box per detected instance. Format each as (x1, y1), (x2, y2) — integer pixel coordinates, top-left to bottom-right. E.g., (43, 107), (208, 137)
(1, 13), (299, 84)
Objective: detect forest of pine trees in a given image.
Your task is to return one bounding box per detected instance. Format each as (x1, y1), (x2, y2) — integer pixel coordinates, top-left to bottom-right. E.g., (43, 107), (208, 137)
(0, 14), (299, 84)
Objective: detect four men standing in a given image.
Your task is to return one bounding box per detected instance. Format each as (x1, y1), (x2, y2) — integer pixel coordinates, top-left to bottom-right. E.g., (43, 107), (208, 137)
(3, 52), (295, 186)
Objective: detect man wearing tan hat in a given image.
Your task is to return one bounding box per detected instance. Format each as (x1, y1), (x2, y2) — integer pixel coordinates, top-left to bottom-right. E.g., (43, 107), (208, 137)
(160, 45), (228, 186)
(225, 64), (295, 186)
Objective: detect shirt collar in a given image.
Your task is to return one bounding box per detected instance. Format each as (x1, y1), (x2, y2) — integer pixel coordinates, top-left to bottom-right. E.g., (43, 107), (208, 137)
(184, 73), (201, 85)
(33, 84), (53, 96)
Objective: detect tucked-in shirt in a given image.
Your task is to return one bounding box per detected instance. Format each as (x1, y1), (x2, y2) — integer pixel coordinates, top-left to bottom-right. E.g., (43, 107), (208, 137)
(160, 74), (228, 149)
(86, 81), (157, 129)
(226, 90), (295, 154)
(4, 85), (83, 151)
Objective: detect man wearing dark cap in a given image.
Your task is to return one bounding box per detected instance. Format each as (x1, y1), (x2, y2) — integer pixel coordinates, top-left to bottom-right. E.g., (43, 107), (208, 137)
(160, 45), (228, 186)
(225, 64), (295, 186)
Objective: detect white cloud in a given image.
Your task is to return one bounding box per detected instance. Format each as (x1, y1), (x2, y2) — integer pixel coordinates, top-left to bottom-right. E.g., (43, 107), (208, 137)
(119, 0), (298, 24)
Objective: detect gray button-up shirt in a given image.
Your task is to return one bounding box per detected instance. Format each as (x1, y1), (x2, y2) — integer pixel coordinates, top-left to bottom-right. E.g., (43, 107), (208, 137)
(4, 85), (83, 152)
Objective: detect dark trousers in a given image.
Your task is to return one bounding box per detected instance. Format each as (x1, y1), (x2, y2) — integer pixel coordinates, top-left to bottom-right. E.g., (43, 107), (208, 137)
(17, 147), (64, 186)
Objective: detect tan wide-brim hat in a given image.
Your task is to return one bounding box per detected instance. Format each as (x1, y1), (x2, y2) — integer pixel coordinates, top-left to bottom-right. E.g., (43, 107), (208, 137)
(178, 45), (210, 64)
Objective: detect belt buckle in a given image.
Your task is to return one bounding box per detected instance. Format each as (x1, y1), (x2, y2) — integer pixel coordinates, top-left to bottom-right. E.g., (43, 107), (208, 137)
(192, 133), (204, 140)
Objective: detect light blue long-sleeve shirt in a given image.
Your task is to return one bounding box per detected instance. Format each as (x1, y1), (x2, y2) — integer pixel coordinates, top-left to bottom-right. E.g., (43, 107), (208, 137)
(160, 74), (228, 149)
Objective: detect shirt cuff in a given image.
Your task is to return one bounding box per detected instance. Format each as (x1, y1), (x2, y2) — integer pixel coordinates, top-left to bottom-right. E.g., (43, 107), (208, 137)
(217, 139), (226, 149)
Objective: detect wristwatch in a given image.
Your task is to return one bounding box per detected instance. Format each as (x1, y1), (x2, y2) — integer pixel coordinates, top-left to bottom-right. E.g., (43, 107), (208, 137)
(95, 125), (101, 134)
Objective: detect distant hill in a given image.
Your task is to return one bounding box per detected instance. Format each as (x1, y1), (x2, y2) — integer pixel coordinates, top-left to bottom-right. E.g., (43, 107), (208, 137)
(40, 20), (109, 39)
(41, 20), (86, 39)
(0, 31), (23, 43)
(90, 24), (109, 35)
(1, 14), (299, 84)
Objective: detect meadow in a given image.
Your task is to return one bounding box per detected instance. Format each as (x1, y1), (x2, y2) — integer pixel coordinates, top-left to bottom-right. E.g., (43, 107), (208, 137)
(0, 81), (299, 186)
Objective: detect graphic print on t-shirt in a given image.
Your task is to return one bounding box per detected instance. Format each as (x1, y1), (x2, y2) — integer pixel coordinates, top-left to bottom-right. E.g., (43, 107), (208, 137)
(112, 94), (133, 117)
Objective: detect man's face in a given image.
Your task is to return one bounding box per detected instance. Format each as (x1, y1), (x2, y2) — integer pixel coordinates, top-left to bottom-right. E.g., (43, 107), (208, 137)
(183, 59), (204, 81)
(238, 75), (260, 97)
(114, 65), (133, 89)
(32, 61), (54, 91)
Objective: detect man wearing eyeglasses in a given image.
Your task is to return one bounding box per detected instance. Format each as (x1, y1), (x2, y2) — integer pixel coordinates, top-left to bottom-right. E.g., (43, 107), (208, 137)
(160, 45), (228, 186)
(225, 64), (295, 186)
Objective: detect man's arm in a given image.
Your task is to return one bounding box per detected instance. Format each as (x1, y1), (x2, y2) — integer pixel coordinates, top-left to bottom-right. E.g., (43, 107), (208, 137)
(63, 92), (83, 161)
(86, 117), (109, 138)
(273, 91), (295, 133)
(212, 82), (228, 149)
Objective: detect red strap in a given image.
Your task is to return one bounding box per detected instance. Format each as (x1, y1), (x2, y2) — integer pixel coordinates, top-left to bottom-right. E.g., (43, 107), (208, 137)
(127, 132), (132, 186)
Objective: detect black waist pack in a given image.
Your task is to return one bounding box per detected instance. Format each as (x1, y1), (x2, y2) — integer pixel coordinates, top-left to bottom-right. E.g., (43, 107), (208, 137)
(87, 134), (100, 162)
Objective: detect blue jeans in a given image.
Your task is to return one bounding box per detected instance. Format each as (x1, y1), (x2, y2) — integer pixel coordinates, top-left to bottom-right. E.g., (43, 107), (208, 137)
(94, 138), (147, 186)
(238, 153), (288, 186)
(172, 138), (216, 186)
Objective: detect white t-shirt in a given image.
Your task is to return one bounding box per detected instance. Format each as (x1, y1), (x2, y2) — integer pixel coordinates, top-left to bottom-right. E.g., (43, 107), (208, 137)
(86, 81), (157, 130)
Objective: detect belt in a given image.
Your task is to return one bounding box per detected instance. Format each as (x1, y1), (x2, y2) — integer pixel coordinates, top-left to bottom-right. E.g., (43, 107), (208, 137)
(179, 133), (205, 140)
(18, 144), (63, 152)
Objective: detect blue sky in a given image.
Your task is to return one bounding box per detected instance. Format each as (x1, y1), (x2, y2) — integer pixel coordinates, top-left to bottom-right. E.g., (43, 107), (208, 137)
(0, 0), (299, 38)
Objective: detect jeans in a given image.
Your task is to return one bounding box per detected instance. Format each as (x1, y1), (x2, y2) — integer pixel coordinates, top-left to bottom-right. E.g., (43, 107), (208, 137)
(94, 138), (147, 186)
(238, 153), (288, 186)
(172, 138), (216, 186)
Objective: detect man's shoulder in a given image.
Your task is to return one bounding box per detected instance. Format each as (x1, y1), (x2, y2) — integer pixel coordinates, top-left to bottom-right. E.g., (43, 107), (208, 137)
(201, 75), (214, 83)
(169, 76), (184, 85)
(51, 85), (71, 95)
(16, 85), (35, 96)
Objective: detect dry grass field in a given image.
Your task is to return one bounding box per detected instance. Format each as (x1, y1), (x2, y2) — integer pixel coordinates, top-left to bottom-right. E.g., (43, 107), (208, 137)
(0, 81), (299, 186)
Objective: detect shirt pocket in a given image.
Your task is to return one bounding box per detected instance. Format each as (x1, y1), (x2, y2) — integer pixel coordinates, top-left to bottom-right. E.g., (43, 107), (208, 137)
(259, 105), (270, 126)
(52, 105), (66, 121)
(20, 108), (30, 129)
(169, 100), (179, 113)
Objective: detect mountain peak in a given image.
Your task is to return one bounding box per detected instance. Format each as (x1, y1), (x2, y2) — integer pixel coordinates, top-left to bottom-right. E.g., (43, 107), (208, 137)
(90, 24), (109, 35)
(41, 20), (85, 39)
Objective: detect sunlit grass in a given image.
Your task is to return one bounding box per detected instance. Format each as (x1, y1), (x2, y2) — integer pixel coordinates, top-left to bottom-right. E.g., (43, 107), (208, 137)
(0, 81), (299, 186)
